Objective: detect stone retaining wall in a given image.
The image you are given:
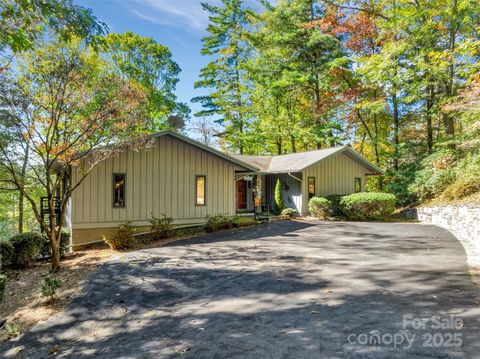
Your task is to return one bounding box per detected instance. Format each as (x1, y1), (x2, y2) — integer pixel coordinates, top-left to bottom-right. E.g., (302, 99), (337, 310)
(417, 205), (480, 267)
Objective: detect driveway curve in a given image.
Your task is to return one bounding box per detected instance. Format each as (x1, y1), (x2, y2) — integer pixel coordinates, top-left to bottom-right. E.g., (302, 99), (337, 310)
(2, 220), (480, 358)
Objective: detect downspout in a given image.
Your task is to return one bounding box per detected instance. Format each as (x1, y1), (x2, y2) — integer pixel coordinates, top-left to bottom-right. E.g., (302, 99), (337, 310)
(63, 166), (73, 253)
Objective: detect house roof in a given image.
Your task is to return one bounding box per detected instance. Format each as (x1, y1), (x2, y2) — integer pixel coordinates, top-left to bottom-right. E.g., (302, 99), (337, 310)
(152, 131), (258, 171)
(229, 155), (273, 171)
(67, 130), (257, 171)
(230, 146), (384, 175)
(86, 130), (382, 175)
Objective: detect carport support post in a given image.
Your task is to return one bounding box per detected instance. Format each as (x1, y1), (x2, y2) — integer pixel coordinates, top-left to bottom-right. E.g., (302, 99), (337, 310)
(253, 175), (263, 220)
(252, 175), (257, 220)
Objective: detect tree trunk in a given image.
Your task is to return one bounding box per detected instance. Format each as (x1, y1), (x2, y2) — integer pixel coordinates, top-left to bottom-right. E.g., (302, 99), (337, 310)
(374, 146), (383, 191)
(392, 92), (400, 171)
(233, 52), (244, 155)
(18, 191), (24, 233)
(276, 137), (282, 155)
(238, 120), (244, 155)
(290, 135), (296, 153)
(426, 84), (434, 153)
(443, 0), (457, 137)
(50, 231), (61, 272)
(328, 129), (335, 147)
(426, 115), (433, 154)
(359, 132), (367, 153)
(443, 114), (455, 137)
(18, 146), (29, 233)
(372, 92), (382, 191)
(314, 82), (322, 150)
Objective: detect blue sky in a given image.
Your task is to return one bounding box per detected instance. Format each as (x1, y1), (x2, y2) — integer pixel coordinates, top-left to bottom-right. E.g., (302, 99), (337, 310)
(76, 0), (259, 136)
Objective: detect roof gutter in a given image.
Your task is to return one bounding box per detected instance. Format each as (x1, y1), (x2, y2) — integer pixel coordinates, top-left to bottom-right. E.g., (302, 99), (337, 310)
(287, 172), (302, 182)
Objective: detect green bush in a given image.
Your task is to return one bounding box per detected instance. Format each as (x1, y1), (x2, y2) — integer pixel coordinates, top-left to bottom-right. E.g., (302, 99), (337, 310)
(149, 213), (173, 240)
(205, 215), (258, 232)
(274, 179), (286, 214)
(0, 274), (6, 303)
(173, 226), (205, 238)
(383, 162), (419, 206)
(280, 208), (298, 219)
(10, 232), (44, 268)
(340, 192), (396, 220)
(40, 228), (70, 259)
(308, 197), (332, 219)
(442, 177), (480, 200)
(325, 194), (343, 215)
(232, 216), (257, 228)
(205, 215), (232, 232)
(60, 229), (71, 255)
(409, 150), (457, 201)
(104, 222), (135, 250)
(0, 240), (14, 268)
(2, 322), (22, 339)
(40, 275), (62, 301)
(442, 152), (480, 200)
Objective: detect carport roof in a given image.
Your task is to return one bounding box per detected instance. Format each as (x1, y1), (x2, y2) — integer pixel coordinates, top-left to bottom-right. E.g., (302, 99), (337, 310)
(230, 146), (384, 175)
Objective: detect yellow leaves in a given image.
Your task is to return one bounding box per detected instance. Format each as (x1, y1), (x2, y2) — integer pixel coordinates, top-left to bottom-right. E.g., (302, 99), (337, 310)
(114, 122), (128, 131)
(23, 129), (33, 141)
(50, 143), (74, 159)
(427, 50), (452, 68)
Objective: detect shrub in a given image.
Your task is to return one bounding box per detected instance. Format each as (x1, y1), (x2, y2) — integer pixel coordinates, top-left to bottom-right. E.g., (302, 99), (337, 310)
(2, 322), (22, 339)
(174, 226), (205, 238)
(40, 228), (70, 259)
(205, 215), (232, 232)
(104, 222), (135, 250)
(441, 152), (480, 200)
(340, 192), (396, 220)
(40, 275), (62, 301)
(0, 240), (14, 268)
(281, 208), (298, 219)
(383, 163), (419, 206)
(59, 229), (71, 256)
(0, 274), (6, 303)
(9, 232), (44, 268)
(149, 213), (173, 240)
(442, 177), (480, 200)
(308, 197), (332, 219)
(232, 216), (257, 228)
(325, 194), (343, 215)
(409, 150), (457, 201)
(274, 179), (286, 214)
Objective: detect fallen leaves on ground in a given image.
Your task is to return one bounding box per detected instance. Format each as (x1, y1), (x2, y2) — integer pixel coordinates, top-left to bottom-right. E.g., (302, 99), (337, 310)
(0, 249), (113, 342)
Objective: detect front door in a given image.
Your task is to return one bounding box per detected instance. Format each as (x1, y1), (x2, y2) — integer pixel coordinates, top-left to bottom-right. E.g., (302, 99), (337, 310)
(236, 179), (247, 210)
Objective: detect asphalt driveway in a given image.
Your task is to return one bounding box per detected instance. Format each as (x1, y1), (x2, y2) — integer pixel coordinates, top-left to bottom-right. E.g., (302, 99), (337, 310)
(2, 220), (480, 358)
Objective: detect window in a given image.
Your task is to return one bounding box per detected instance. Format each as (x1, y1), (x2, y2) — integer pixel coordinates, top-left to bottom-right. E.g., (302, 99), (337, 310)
(195, 175), (206, 205)
(355, 177), (362, 193)
(308, 177), (315, 199)
(113, 174), (126, 207)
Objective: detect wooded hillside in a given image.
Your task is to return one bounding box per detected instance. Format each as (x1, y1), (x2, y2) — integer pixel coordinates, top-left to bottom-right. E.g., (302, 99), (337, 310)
(195, 0), (480, 206)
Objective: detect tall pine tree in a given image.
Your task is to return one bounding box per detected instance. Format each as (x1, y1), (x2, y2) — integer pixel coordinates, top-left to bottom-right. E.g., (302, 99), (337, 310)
(193, 0), (252, 154)
(249, 0), (350, 150)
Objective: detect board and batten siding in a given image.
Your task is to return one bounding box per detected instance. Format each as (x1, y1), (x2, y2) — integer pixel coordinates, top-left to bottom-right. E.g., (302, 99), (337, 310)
(266, 173), (302, 213)
(71, 135), (237, 233)
(301, 152), (368, 215)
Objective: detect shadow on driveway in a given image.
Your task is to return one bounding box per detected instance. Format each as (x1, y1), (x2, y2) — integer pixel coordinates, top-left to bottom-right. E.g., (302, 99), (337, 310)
(2, 220), (480, 358)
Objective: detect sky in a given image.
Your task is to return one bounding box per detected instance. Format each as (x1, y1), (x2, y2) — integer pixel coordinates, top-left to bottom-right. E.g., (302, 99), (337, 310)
(75, 0), (260, 137)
